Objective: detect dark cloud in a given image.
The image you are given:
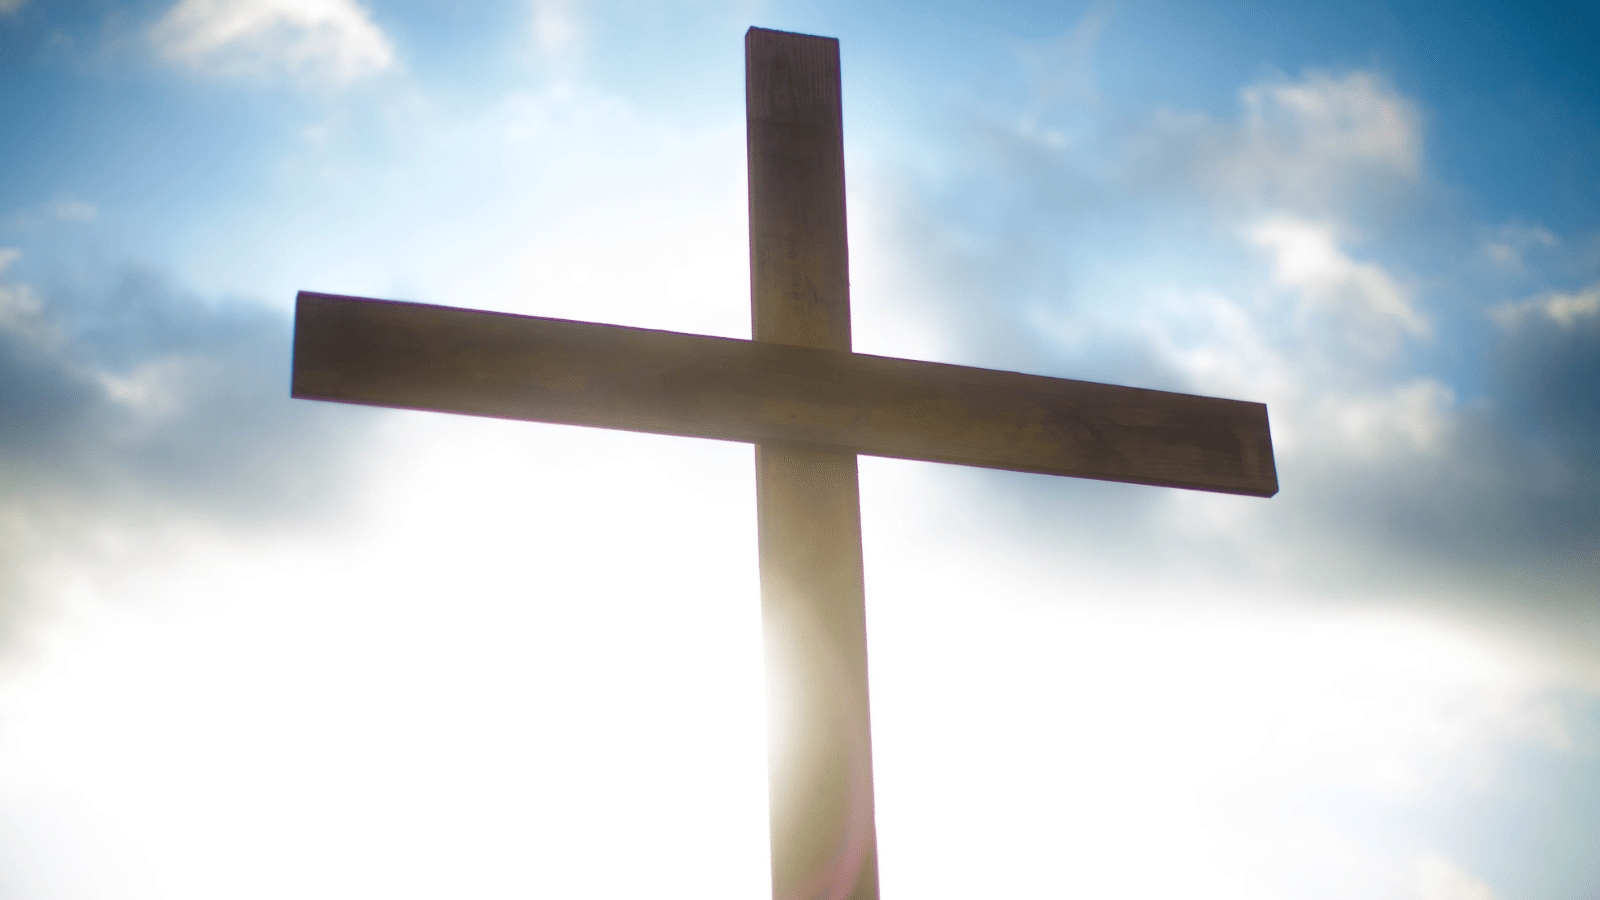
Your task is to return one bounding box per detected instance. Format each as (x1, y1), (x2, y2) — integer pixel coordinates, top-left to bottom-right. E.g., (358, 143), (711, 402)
(1275, 303), (1598, 611)
(0, 264), (377, 652)
(1493, 304), (1600, 479)
(1244, 298), (1597, 585)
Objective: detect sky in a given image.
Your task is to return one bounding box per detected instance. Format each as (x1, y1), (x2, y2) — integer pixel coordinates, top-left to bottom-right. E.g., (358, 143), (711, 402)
(0, 1), (1596, 898)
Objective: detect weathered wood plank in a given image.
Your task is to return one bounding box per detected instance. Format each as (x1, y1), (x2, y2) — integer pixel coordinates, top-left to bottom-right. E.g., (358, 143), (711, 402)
(747, 27), (880, 900)
(292, 290), (1279, 497)
(747, 26), (852, 353)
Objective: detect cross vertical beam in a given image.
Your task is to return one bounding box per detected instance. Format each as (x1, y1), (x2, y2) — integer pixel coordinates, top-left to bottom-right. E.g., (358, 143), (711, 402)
(747, 28), (880, 900)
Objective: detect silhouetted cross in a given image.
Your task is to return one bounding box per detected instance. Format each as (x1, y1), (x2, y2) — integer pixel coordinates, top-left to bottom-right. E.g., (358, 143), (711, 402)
(292, 27), (1276, 900)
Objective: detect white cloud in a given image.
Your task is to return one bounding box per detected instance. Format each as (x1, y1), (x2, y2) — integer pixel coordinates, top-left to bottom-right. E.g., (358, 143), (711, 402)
(1483, 221), (1559, 270)
(1139, 287), (1300, 408)
(0, 277), (45, 338)
(0, 259), (199, 426)
(6, 196), (99, 230)
(1415, 854), (1500, 900)
(1246, 71), (1421, 176)
(1176, 69), (1423, 212)
(97, 358), (206, 426)
(1489, 281), (1600, 331)
(153, 0), (394, 84)
(1315, 378), (1455, 461)
(0, 0), (23, 15)
(1015, 2), (1115, 110)
(50, 199), (97, 222)
(0, 251), (60, 350)
(1250, 215), (1429, 352)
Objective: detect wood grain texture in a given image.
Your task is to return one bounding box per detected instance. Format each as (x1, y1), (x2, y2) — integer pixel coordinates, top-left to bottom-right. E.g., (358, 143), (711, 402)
(754, 444), (876, 900)
(746, 27), (851, 352)
(292, 291), (1279, 497)
(747, 27), (879, 900)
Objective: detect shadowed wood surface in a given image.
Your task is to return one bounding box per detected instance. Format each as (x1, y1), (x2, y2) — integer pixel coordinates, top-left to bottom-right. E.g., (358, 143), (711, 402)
(747, 27), (851, 352)
(292, 291), (1279, 497)
(747, 27), (879, 900)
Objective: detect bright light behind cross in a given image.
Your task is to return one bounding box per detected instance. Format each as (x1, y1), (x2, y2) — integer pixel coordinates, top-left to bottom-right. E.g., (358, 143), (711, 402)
(0, 123), (1552, 900)
(0, 413), (773, 899)
(0, 8), (1585, 897)
(1, 420), (1545, 899)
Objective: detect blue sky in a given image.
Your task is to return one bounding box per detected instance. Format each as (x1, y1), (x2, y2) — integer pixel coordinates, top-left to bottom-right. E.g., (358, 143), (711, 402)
(1, 2), (1596, 898)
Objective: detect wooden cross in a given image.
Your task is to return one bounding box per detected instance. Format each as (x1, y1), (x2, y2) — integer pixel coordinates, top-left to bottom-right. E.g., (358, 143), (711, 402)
(292, 27), (1276, 900)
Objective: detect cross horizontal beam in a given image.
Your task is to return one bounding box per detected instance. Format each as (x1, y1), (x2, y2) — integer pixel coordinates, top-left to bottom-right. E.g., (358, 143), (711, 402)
(293, 291), (1277, 497)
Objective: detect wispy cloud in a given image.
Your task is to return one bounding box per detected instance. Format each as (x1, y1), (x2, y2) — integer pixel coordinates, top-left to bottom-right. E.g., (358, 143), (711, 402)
(1141, 69), (1425, 213)
(1244, 70), (1422, 178)
(0, 250), (58, 350)
(7, 196), (99, 230)
(1483, 221), (1559, 270)
(1249, 215), (1429, 353)
(1490, 281), (1600, 331)
(153, 0), (395, 84)
(1015, 2), (1116, 111)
